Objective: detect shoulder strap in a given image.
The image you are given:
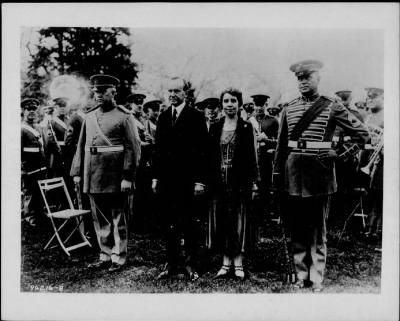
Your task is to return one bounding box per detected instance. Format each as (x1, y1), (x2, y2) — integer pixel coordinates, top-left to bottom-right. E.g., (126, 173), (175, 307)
(22, 123), (41, 138)
(91, 112), (113, 146)
(290, 97), (331, 140)
(53, 116), (68, 130)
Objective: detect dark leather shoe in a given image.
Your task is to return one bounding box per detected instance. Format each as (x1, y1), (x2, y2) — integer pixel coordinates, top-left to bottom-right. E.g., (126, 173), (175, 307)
(88, 260), (111, 269)
(185, 265), (199, 282)
(156, 265), (177, 280)
(108, 262), (123, 273)
(189, 271), (199, 282)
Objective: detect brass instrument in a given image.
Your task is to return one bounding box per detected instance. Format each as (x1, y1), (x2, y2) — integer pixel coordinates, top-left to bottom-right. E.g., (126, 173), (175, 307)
(361, 123), (383, 176)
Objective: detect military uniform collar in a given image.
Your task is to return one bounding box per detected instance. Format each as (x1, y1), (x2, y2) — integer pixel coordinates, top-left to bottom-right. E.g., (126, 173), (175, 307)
(98, 102), (116, 113)
(301, 93), (320, 103)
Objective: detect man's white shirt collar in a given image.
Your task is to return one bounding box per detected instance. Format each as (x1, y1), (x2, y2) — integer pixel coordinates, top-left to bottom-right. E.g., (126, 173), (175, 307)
(172, 102), (185, 119)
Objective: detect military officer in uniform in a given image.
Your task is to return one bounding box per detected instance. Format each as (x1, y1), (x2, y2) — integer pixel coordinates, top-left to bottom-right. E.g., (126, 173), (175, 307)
(272, 60), (370, 291)
(71, 74), (141, 273)
(21, 98), (48, 227)
(251, 94), (279, 244)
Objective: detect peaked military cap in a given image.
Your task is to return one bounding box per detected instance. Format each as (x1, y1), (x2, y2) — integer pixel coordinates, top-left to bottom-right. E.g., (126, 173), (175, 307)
(335, 90), (352, 100)
(21, 98), (40, 110)
(90, 74), (120, 88)
(52, 97), (69, 107)
(251, 94), (270, 106)
(290, 60), (323, 77)
(143, 99), (162, 111)
(127, 93), (147, 103)
(203, 97), (220, 110)
(365, 87), (384, 97)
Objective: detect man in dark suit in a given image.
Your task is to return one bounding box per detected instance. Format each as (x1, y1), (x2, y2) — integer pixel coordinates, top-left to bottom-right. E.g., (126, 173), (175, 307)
(152, 77), (209, 281)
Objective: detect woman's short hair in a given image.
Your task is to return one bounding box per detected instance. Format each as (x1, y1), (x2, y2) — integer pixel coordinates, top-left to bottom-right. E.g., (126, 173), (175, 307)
(220, 88), (243, 108)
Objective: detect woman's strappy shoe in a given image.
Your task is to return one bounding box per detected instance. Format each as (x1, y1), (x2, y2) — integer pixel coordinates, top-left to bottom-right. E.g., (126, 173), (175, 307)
(214, 265), (231, 279)
(234, 266), (245, 280)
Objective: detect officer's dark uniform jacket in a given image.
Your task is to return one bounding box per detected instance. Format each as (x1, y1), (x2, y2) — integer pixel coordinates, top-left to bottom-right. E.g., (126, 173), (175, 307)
(21, 122), (47, 175)
(273, 94), (370, 197)
(70, 104), (141, 194)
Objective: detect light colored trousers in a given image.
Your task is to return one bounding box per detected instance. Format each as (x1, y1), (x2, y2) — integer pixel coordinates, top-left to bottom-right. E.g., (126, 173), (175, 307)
(88, 193), (129, 265)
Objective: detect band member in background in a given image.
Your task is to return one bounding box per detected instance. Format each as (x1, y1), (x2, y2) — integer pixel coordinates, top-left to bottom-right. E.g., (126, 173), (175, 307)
(143, 100), (162, 137)
(127, 93), (147, 125)
(42, 97), (69, 179)
(133, 100), (161, 236)
(354, 101), (370, 124)
(272, 60), (370, 292)
(65, 103), (86, 176)
(335, 90), (364, 123)
(194, 100), (205, 114)
(208, 88), (258, 280)
(21, 98), (48, 227)
(251, 94), (279, 244)
(266, 105), (282, 119)
(363, 87), (384, 243)
(203, 97), (221, 131)
(332, 90), (365, 222)
(71, 74), (141, 273)
(152, 77), (208, 281)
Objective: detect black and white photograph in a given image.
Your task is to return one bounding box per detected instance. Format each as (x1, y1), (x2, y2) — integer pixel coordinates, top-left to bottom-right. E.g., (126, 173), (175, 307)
(2, 3), (399, 321)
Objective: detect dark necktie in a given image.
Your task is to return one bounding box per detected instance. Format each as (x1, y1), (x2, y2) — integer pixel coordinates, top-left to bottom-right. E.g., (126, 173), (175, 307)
(172, 108), (178, 125)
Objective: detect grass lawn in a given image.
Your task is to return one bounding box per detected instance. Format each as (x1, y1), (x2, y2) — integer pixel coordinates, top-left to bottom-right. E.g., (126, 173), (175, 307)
(20, 213), (381, 294)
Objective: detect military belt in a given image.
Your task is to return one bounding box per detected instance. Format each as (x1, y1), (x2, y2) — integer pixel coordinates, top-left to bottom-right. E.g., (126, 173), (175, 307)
(23, 147), (40, 153)
(288, 140), (333, 149)
(288, 136), (352, 150)
(27, 167), (47, 175)
(57, 141), (65, 146)
(85, 145), (124, 154)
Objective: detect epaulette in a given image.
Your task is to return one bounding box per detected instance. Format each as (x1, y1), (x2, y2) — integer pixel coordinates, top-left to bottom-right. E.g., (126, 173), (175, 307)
(117, 104), (132, 114)
(85, 105), (100, 114)
(321, 95), (336, 102)
(284, 97), (301, 107)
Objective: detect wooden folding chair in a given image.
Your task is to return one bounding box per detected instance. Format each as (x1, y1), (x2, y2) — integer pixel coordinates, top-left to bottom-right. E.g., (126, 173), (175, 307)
(38, 177), (92, 256)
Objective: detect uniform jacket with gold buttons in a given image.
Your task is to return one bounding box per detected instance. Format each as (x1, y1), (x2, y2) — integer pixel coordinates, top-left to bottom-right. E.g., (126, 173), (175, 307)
(70, 104), (141, 194)
(273, 94), (370, 197)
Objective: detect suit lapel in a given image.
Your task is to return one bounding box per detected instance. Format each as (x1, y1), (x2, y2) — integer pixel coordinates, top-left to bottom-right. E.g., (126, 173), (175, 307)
(172, 104), (188, 128)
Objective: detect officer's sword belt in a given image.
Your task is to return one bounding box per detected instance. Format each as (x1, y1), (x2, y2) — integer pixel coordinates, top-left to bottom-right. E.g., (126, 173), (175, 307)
(27, 167), (47, 175)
